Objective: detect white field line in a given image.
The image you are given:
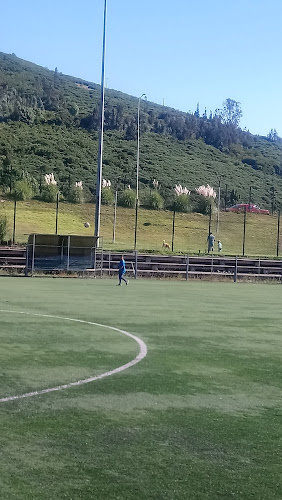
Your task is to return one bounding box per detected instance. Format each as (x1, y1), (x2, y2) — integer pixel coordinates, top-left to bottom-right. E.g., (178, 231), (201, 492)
(0, 310), (147, 403)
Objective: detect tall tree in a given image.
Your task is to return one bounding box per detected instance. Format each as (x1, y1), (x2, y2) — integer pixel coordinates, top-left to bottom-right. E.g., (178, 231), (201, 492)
(220, 98), (242, 127)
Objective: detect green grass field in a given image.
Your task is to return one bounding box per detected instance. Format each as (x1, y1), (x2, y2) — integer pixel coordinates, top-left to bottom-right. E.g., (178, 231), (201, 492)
(1, 198), (281, 256)
(1, 277), (282, 499)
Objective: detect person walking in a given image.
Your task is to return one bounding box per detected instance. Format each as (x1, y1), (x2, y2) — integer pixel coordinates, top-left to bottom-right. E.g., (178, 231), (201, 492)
(118, 255), (128, 286)
(207, 232), (215, 252)
(218, 240), (222, 253)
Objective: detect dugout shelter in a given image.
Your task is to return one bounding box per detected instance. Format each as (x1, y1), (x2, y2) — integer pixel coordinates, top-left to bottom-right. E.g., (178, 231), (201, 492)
(26, 233), (101, 272)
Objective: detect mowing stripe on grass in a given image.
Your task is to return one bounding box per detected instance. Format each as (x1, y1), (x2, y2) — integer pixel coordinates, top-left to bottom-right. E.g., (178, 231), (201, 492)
(0, 310), (147, 403)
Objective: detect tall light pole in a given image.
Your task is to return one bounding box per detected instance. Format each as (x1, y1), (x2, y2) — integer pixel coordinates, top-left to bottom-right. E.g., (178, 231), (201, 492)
(94, 0), (107, 241)
(134, 93), (147, 250)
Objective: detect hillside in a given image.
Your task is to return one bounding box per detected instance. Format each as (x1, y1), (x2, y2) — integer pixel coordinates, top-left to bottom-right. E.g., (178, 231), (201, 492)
(1, 51), (282, 208)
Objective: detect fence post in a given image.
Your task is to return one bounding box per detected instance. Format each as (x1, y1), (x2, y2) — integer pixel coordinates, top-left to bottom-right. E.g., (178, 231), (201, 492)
(12, 199), (17, 245)
(135, 250), (138, 279)
(25, 243), (29, 276)
(276, 210), (280, 257)
(31, 234), (36, 276)
(171, 210), (176, 252)
(100, 247), (104, 278)
(93, 246), (96, 270)
(186, 254), (189, 280)
(216, 178), (221, 233)
(208, 205), (212, 253)
(55, 192), (59, 235)
(134, 199), (138, 250)
(234, 255), (238, 282)
(242, 207), (247, 256)
(113, 190), (117, 243)
(67, 235), (70, 271)
(109, 251), (111, 276)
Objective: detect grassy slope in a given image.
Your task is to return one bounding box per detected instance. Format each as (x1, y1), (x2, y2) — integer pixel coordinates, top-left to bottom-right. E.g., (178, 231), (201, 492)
(1, 198), (280, 256)
(0, 278), (281, 499)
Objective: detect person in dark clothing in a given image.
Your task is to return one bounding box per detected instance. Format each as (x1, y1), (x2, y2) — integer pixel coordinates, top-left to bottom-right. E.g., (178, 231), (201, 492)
(118, 255), (128, 286)
(207, 232), (215, 252)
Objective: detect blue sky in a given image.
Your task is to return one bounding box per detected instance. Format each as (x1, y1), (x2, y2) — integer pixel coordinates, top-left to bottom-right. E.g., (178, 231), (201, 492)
(1, 0), (281, 136)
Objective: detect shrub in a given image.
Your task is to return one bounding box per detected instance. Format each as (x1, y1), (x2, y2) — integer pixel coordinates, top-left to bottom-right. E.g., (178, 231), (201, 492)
(118, 189), (136, 208)
(41, 184), (59, 203)
(0, 214), (8, 241)
(142, 190), (164, 210)
(190, 192), (214, 215)
(67, 187), (84, 204)
(12, 180), (33, 201)
(170, 194), (190, 213)
(101, 187), (114, 205)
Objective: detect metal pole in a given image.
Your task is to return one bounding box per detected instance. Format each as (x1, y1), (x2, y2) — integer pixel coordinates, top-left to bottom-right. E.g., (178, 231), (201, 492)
(134, 198), (138, 250)
(216, 179), (221, 232)
(171, 209), (176, 252)
(242, 206), (247, 256)
(55, 191), (59, 235)
(93, 246), (96, 270)
(208, 204), (212, 235)
(12, 199), (17, 245)
(134, 94), (146, 250)
(113, 190), (117, 243)
(234, 255), (238, 282)
(276, 210), (280, 257)
(135, 250), (138, 279)
(67, 235), (70, 271)
(137, 97), (141, 202)
(94, 0), (107, 241)
(186, 254), (189, 280)
(9, 165), (12, 193)
(248, 186), (252, 209)
(31, 233), (35, 275)
(101, 247), (104, 278)
(208, 205), (212, 253)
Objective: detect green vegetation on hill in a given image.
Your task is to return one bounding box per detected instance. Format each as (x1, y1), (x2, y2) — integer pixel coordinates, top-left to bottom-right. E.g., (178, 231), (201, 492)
(1, 51), (282, 209)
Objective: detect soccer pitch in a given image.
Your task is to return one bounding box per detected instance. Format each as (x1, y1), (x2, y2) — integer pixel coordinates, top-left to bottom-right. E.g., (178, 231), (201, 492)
(0, 277), (282, 499)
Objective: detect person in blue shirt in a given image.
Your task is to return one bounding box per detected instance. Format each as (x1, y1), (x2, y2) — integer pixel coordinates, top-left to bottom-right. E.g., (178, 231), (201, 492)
(118, 255), (128, 286)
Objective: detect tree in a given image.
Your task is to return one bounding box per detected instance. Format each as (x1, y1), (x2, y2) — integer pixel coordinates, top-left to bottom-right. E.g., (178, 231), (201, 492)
(267, 129), (278, 142)
(12, 180), (33, 201)
(194, 102), (200, 118)
(220, 98), (242, 127)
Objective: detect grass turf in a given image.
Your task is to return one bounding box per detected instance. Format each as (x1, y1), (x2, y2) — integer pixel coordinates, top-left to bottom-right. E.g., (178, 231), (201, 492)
(0, 277), (282, 499)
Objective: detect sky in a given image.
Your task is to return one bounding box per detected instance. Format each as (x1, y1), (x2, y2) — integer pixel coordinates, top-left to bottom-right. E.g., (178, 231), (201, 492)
(1, 0), (281, 137)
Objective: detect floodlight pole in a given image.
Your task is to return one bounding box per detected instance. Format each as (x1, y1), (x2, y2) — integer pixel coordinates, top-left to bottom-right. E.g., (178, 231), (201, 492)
(134, 93), (147, 250)
(94, 0), (107, 241)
